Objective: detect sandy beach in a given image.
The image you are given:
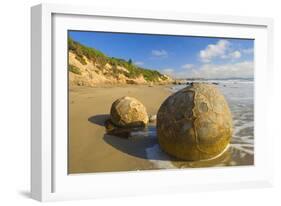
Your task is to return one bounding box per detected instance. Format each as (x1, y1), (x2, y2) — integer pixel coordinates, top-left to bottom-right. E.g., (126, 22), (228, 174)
(69, 83), (254, 174)
(68, 85), (172, 174)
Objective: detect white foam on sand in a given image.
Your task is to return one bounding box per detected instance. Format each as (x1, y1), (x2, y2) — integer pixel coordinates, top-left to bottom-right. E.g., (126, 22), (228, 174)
(130, 128), (176, 169)
(145, 144), (176, 169)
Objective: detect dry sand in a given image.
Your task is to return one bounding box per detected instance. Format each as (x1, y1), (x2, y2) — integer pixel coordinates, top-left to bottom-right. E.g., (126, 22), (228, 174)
(68, 85), (171, 174)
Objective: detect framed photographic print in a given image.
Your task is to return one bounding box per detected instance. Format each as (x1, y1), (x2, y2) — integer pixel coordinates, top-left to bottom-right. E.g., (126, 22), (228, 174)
(31, 3), (274, 201)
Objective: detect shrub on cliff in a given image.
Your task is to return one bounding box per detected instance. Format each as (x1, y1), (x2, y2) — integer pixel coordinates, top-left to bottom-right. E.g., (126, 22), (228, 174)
(69, 65), (81, 75)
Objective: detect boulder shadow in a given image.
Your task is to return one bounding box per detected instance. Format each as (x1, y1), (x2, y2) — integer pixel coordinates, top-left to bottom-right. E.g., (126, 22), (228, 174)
(88, 115), (174, 161)
(88, 114), (110, 126)
(103, 126), (172, 161)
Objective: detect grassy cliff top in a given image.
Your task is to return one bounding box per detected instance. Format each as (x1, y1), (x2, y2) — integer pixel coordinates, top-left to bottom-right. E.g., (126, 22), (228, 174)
(68, 37), (170, 82)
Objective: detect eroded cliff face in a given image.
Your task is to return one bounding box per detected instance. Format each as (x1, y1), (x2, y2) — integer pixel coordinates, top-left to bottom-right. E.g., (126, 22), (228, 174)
(68, 51), (173, 87)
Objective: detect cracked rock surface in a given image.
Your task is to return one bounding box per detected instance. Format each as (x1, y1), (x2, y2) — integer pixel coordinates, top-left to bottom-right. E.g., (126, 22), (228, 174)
(157, 83), (233, 161)
(110, 96), (149, 128)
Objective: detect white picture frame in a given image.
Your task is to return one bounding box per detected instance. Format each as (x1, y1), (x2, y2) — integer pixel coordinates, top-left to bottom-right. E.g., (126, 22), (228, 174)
(31, 3), (274, 202)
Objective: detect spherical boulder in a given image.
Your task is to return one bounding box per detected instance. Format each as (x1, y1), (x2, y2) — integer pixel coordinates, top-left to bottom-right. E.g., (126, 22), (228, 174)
(110, 96), (149, 127)
(157, 83), (233, 161)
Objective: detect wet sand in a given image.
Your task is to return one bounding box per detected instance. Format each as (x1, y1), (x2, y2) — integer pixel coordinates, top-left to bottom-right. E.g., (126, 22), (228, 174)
(68, 85), (171, 174)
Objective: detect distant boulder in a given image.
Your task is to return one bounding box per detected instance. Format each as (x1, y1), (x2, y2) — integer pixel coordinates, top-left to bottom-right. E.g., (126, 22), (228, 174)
(149, 114), (157, 123)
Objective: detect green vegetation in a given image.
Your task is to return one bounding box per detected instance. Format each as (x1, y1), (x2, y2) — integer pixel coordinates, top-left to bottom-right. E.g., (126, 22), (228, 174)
(75, 55), (87, 65)
(68, 37), (107, 66)
(68, 37), (170, 82)
(128, 58), (132, 65)
(69, 65), (81, 75)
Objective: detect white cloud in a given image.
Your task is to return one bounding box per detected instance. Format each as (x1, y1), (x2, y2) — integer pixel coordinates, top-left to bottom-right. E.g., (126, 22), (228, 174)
(181, 64), (194, 69)
(134, 61), (144, 66)
(151, 49), (168, 57)
(242, 48), (254, 54)
(229, 51), (241, 59)
(161, 67), (194, 79)
(162, 68), (175, 76)
(163, 61), (253, 79)
(187, 61), (253, 79)
(199, 40), (245, 62)
(221, 50), (241, 60)
(199, 40), (230, 62)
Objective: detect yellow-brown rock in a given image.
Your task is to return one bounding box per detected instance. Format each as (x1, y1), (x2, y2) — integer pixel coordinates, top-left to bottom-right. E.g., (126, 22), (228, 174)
(110, 96), (149, 127)
(157, 83), (233, 161)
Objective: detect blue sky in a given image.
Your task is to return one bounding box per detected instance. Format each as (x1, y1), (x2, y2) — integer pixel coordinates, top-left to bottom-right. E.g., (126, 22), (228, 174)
(69, 31), (254, 79)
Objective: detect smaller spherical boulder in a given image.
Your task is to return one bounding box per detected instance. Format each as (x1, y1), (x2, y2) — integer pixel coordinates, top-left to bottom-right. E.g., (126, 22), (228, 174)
(110, 96), (149, 127)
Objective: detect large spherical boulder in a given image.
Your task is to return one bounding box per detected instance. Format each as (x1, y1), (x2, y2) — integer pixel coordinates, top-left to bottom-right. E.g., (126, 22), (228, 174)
(110, 96), (149, 127)
(157, 83), (233, 161)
